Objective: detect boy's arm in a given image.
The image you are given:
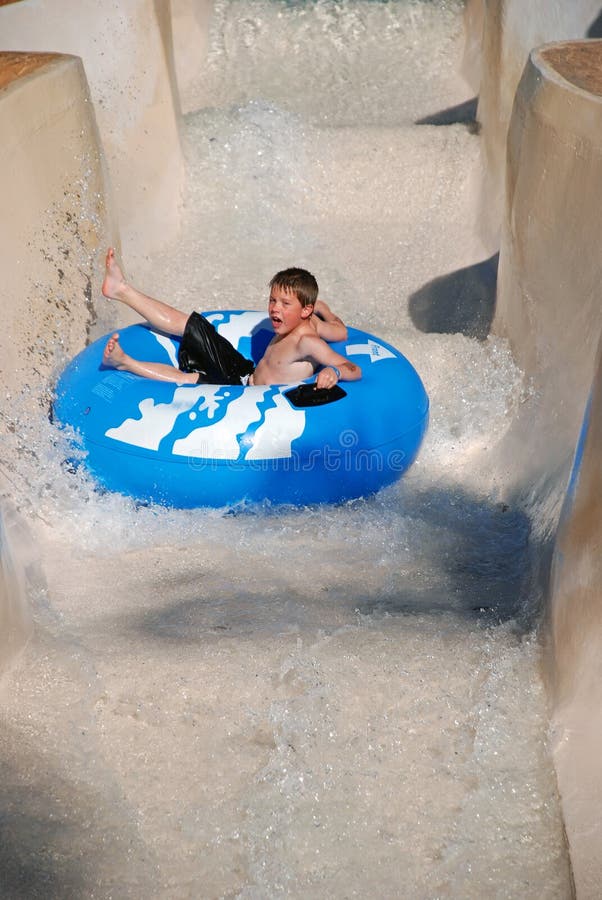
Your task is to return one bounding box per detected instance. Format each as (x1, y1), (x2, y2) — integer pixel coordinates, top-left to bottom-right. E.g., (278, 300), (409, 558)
(299, 334), (362, 389)
(312, 299), (348, 342)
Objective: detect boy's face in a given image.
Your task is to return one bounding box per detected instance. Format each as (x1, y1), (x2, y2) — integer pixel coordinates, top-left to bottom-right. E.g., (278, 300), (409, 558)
(268, 285), (313, 336)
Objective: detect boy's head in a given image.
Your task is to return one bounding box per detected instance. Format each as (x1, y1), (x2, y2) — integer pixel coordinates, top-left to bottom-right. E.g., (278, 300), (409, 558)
(269, 268), (319, 309)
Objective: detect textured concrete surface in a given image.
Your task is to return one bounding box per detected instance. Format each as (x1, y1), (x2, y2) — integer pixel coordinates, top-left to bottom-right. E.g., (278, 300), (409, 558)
(464, 0), (601, 246)
(0, 51), (114, 397)
(0, 51), (115, 668)
(171, 0), (213, 113)
(550, 334), (602, 900)
(495, 40), (602, 897)
(494, 41), (602, 480)
(0, 0), (185, 262)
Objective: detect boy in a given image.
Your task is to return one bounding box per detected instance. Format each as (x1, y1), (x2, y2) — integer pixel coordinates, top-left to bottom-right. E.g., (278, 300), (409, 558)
(101, 249), (362, 388)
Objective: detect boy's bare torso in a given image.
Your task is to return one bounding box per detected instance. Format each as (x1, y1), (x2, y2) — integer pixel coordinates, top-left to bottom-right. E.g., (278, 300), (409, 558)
(251, 318), (321, 385)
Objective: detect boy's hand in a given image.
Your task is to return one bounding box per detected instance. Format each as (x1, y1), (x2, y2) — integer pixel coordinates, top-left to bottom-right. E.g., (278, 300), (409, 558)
(315, 365), (339, 390)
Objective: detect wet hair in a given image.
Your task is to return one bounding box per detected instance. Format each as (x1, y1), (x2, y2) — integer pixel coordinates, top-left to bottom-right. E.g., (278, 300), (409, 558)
(269, 268), (319, 309)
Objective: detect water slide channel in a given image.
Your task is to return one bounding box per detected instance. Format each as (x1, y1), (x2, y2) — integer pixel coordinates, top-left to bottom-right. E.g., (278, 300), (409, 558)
(0, 1), (585, 896)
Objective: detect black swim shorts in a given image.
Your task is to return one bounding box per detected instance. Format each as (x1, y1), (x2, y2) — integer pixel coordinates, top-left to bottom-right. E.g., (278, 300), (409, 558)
(178, 312), (255, 385)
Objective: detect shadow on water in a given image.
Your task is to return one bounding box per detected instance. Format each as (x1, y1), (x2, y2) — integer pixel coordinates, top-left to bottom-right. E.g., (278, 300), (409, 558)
(128, 485), (541, 647)
(0, 734), (147, 899)
(358, 487), (534, 628)
(0, 811), (81, 900)
(409, 253), (498, 340)
(415, 96), (480, 133)
(0, 755), (86, 899)
(586, 9), (602, 37)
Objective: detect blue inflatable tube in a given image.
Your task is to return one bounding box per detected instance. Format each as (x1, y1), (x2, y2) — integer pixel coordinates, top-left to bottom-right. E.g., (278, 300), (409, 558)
(53, 311), (429, 508)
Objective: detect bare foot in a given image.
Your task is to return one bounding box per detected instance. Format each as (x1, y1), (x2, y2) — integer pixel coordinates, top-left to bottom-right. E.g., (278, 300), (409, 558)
(101, 248), (127, 301)
(102, 332), (128, 370)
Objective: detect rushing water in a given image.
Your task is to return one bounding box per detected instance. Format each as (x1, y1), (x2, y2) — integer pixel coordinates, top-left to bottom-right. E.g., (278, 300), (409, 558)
(0, 1), (572, 897)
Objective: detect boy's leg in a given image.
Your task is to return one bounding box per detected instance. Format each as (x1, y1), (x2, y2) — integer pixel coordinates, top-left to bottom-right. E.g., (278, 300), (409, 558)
(102, 248), (189, 336)
(103, 334), (199, 384)
(101, 250), (254, 384)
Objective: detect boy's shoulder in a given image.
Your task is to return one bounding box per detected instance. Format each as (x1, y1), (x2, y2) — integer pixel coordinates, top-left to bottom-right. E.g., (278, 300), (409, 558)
(296, 328), (329, 357)
(296, 323), (325, 344)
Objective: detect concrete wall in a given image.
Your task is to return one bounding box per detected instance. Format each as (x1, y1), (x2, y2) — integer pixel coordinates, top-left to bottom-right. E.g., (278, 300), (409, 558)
(461, 0), (485, 94)
(0, 51), (116, 669)
(0, 0), (185, 263)
(494, 42), (602, 492)
(0, 52), (115, 396)
(550, 333), (602, 900)
(494, 41), (602, 897)
(464, 8), (602, 888)
(171, 0), (213, 113)
(0, 498), (35, 677)
(465, 0), (601, 247)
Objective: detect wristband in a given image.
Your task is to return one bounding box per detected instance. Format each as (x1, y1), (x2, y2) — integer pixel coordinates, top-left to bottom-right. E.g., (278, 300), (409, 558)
(326, 365), (341, 379)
